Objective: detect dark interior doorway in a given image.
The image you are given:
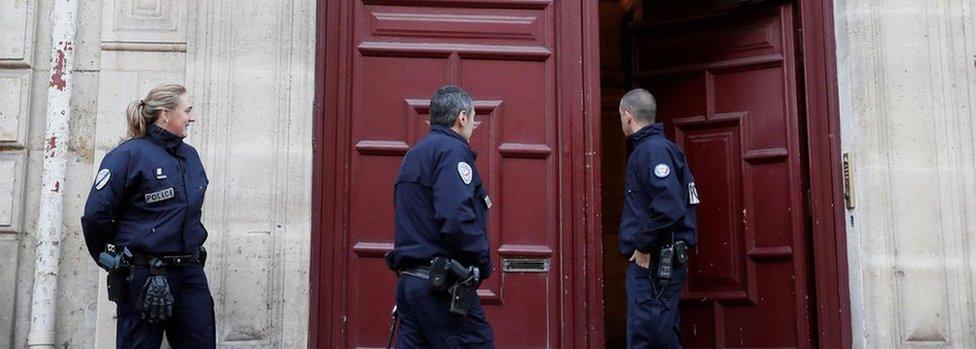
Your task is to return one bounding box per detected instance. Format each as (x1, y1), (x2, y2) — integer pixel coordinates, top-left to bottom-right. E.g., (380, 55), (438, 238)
(599, 1), (820, 347)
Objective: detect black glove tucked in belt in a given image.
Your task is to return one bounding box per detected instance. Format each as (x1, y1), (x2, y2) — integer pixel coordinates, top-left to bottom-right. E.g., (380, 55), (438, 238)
(137, 258), (174, 323)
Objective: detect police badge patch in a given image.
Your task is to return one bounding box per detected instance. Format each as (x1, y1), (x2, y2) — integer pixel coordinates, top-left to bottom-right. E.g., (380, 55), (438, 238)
(145, 187), (175, 203)
(95, 169), (111, 190)
(458, 162), (473, 185)
(654, 164), (671, 178)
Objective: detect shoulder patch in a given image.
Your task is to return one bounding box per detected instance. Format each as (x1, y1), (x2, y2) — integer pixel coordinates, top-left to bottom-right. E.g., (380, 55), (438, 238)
(94, 169), (111, 190)
(457, 162), (473, 185)
(654, 164), (671, 178)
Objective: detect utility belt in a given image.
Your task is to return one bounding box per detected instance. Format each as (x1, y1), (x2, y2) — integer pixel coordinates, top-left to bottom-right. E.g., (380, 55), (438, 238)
(399, 257), (480, 316)
(130, 248), (207, 267)
(98, 244), (207, 303)
(400, 265), (433, 280)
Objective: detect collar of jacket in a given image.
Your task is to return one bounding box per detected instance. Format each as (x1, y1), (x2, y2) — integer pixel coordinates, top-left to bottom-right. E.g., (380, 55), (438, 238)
(628, 123), (664, 145)
(430, 124), (478, 160)
(147, 124), (184, 155)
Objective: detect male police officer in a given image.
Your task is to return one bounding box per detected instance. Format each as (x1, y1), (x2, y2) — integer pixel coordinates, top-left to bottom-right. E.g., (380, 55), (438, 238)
(618, 88), (699, 349)
(386, 85), (495, 348)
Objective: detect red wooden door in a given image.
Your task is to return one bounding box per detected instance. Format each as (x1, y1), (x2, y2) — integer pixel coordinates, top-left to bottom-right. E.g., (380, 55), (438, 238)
(319, 0), (590, 347)
(630, 4), (814, 348)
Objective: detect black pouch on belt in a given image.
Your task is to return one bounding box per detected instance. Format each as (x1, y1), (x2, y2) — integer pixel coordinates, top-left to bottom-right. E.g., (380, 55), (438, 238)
(448, 283), (474, 316)
(106, 270), (129, 303)
(198, 246), (208, 267)
(429, 257), (451, 291)
(674, 240), (689, 265)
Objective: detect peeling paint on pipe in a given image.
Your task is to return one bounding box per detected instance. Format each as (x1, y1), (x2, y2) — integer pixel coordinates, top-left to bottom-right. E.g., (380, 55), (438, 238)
(28, 0), (79, 347)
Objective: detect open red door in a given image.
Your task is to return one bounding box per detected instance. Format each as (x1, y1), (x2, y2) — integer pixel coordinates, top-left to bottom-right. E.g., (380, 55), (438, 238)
(629, 4), (816, 348)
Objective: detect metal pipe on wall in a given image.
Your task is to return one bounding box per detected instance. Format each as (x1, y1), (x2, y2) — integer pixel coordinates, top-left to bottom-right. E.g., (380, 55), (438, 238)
(27, 0), (79, 347)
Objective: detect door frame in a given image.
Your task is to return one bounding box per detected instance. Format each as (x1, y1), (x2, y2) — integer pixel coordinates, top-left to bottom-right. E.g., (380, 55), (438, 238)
(584, 0), (851, 347)
(310, 0), (849, 347)
(792, 1), (853, 347)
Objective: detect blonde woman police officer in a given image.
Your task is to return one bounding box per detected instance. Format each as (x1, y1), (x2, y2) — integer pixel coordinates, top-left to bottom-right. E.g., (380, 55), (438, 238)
(82, 83), (214, 348)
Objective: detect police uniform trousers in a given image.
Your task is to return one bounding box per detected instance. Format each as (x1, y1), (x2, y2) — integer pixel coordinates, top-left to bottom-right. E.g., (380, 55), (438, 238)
(116, 265), (215, 349)
(626, 261), (687, 349)
(396, 275), (494, 348)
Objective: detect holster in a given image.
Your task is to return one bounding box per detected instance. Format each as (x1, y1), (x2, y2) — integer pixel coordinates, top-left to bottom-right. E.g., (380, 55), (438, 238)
(99, 244), (133, 303)
(106, 269), (130, 303)
(428, 257), (480, 316)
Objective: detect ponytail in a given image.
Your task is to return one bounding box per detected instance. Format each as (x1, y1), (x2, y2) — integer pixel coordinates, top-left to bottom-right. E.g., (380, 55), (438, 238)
(125, 99), (149, 138)
(124, 83), (186, 139)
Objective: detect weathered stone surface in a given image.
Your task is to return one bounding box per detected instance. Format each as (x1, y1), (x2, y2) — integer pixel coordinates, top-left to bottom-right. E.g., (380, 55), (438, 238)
(6, 0), (314, 347)
(836, 1), (976, 347)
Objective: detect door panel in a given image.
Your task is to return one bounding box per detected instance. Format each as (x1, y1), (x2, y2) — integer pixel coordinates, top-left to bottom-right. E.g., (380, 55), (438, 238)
(631, 5), (813, 348)
(329, 1), (573, 347)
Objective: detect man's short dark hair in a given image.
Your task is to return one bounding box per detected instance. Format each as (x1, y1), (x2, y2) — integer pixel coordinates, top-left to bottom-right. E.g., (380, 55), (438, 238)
(619, 88), (657, 123)
(429, 85), (474, 127)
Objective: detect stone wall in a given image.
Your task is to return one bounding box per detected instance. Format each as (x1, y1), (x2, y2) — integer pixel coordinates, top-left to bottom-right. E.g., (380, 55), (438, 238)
(0, 1), (315, 347)
(835, 0), (976, 347)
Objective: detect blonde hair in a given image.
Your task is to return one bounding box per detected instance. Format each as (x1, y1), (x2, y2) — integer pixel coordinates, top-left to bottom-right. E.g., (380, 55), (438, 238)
(125, 83), (186, 139)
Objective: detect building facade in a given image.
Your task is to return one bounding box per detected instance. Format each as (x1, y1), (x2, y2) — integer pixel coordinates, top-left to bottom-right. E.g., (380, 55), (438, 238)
(0, 0), (973, 347)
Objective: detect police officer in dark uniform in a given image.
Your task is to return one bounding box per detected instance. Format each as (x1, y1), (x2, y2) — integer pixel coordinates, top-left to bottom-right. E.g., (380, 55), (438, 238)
(82, 84), (214, 348)
(386, 85), (495, 348)
(617, 88), (699, 349)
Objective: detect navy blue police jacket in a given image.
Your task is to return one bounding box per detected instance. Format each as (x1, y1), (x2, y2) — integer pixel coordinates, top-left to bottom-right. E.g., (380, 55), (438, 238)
(388, 125), (492, 280)
(619, 123), (698, 256)
(82, 125), (209, 262)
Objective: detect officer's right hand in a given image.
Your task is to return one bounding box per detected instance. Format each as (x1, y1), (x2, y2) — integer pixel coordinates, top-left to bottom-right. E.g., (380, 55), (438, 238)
(630, 250), (651, 269)
(137, 274), (174, 323)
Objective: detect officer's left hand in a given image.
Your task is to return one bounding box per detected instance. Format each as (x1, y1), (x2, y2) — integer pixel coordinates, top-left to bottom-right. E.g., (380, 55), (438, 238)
(630, 250), (651, 269)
